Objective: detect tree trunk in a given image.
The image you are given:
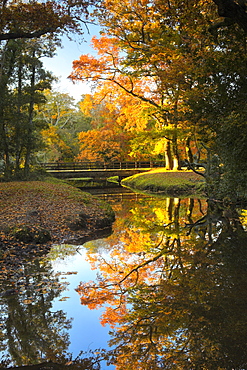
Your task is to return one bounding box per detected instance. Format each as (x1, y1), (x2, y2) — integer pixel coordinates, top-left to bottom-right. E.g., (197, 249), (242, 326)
(185, 137), (194, 164)
(0, 40), (17, 178)
(24, 50), (36, 177)
(15, 62), (23, 175)
(172, 130), (181, 170)
(165, 139), (173, 170)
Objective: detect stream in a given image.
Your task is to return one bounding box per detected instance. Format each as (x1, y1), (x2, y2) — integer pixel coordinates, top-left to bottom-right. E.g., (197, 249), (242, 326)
(1, 186), (247, 369)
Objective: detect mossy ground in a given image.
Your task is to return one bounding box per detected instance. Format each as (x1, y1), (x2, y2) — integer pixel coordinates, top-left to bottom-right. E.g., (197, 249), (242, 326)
(121, 169), (206, 197)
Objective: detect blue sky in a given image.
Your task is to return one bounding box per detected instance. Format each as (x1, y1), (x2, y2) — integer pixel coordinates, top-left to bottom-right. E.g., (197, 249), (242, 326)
(42, 25), (100, 102)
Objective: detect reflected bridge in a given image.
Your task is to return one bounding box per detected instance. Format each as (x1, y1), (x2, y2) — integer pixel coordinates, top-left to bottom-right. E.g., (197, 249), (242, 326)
(41, 160), (165, 180)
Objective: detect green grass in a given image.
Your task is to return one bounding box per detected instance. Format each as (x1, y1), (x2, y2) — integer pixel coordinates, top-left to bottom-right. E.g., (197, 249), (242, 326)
(121, 169), (206, 197)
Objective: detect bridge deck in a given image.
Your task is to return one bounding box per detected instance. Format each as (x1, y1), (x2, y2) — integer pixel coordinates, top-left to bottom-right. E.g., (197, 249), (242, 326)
(42, 161), (165, 179)
(42, 160), (164, 171)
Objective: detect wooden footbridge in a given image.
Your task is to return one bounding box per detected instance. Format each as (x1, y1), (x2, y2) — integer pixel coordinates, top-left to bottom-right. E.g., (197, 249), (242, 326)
(41, 160), (165, 180)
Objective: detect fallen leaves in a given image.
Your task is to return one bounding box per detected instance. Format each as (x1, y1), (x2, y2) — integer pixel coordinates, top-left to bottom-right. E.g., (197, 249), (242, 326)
(0, 180), (114, 247)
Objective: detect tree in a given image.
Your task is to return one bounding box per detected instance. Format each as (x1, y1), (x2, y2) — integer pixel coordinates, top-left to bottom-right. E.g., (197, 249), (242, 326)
(69, 35), (185, 169)
(0, 0), (92, 42)
(70, 0), (247, 198)
(185, 20), (247, 198)
(77, 127), (130, 162)
(0, 0), (98, 173)
(36, 91), (92, 162)
(0, 38), (55, 178)
(69, 1), (220, 170)
(77, 92), (138, 162)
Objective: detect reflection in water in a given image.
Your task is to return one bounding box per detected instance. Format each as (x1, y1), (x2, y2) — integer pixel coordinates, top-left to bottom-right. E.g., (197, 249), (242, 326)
(78, 195), (247, 369)
(0, 189), (247, 369)
(0, 258), (71, 367)
(0, 244), (110, 369)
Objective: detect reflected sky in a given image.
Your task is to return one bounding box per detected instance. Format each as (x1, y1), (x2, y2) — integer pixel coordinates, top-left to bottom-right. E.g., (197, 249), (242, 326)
(51, 246), (115, 368)
(1, 190), (247, 369)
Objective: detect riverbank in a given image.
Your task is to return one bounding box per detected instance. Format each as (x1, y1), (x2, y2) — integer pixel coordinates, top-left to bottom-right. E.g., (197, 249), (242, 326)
(0, 178), (115, 249)
(121, 169), (206, 196)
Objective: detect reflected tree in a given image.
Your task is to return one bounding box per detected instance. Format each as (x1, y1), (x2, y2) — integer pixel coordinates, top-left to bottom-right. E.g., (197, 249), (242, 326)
(77, 198), (247, 369)
(0, 349), (105, 369)
(0, 258), (71, 367)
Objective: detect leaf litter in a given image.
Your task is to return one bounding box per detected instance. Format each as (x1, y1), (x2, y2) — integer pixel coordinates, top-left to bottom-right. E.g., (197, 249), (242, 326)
(0, 180), (115, 296)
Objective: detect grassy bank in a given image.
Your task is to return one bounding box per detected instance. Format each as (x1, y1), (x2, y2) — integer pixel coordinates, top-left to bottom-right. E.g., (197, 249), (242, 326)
(0, 178), (115, 247)
(121, 169), (206, 197)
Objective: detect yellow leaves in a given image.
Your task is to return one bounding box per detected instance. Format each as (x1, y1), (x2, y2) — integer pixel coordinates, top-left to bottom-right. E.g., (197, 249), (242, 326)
(41, 125), (71, 153)
(120, 229), (151, 254)
(240, 210), (247, 226)
(152, 138), (167, 156)
(153, 207), (169, 224)
(79, 94), (93, 116)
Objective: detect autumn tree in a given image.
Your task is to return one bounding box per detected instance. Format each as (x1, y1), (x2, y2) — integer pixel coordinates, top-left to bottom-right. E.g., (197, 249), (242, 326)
(77, 92), (137, 162)
(70, 0), (247, 199)
(70, 35), (185, 169)
(36, 91), (92, 162)
(79, 87), (170, 161)
(69, 1), (220, 170)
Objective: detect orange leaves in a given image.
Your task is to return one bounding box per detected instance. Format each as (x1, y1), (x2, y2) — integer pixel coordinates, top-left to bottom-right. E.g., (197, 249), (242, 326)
(69, 36), (142, 94)
(91, 35), (120, 57)
(76, 281), (117, 310)
(71, 54), (104, 81)
(76, 79), (154, 160)
(77, 126), (123, 162)
(100, 305), (128, 328)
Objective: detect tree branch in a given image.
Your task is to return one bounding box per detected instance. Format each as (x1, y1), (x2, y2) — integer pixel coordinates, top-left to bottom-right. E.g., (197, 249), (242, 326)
(211, 0), (247, 32)
(0, 28), (57, 41)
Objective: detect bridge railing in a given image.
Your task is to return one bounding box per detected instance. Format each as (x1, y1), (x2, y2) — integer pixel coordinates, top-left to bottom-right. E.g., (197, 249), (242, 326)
(41, 160), (165, 171)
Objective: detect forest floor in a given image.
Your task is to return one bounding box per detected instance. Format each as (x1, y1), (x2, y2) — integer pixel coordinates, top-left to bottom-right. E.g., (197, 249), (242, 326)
(121, 168), (206, 197)
(0, 178), (115, 262)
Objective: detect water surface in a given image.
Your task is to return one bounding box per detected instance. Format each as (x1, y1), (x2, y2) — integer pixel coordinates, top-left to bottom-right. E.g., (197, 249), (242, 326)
(1, 187), (247, 369)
